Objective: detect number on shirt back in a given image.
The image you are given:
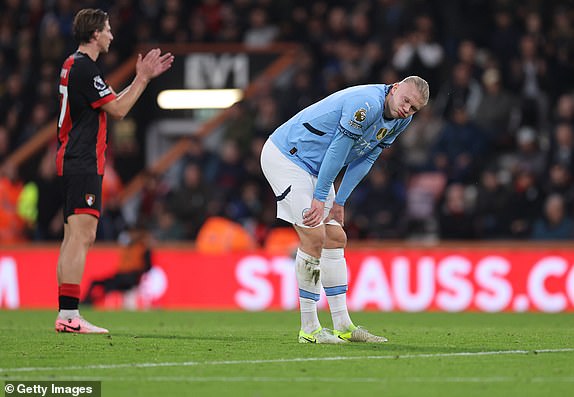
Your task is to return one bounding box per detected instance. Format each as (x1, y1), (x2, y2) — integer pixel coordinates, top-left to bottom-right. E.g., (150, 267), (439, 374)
(58, 84), (68, 128)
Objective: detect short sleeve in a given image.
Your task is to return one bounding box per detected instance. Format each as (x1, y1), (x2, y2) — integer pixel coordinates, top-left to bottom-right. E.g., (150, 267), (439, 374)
(75, 61), (116, 109)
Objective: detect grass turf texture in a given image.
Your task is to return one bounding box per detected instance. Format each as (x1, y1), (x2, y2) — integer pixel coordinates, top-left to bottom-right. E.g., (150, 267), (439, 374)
(0, 311), (573, 397)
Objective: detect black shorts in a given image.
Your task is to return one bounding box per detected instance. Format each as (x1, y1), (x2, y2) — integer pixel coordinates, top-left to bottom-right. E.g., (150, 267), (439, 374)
(59, 174), (103, 223)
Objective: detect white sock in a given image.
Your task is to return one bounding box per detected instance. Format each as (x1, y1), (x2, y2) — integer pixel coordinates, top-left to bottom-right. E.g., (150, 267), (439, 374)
(296, 248), (321, 333)
(58, 309), (80, 319)
(321, 248), (353, 331)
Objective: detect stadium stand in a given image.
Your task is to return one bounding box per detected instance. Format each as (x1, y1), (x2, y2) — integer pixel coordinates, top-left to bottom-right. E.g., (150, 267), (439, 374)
(1, 0), (574, 243)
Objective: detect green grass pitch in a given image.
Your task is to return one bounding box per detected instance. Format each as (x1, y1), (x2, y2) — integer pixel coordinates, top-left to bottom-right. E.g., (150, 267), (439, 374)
(1, 310), (573, 397)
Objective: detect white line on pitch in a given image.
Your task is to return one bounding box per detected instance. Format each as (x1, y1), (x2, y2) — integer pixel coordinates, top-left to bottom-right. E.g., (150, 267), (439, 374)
(1, 348), (572, 373)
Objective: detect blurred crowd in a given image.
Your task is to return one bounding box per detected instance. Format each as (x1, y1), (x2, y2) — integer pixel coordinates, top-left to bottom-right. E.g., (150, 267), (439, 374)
(2, 0), (574, 244)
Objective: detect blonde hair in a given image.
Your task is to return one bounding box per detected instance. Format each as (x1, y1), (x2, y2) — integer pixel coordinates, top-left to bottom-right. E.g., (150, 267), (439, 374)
(400, 76), (430, 105)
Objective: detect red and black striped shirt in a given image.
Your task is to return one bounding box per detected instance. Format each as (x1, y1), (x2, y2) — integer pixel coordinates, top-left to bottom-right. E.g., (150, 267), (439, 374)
(56, 51), (116, 176)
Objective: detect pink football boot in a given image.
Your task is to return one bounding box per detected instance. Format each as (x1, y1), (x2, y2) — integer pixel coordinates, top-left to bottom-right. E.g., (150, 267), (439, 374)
(55, 316), (109, 334)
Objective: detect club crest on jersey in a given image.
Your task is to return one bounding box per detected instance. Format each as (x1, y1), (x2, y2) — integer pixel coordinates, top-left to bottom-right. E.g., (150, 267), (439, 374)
(93, 76), (106, 90)
(85, 194), (96, 207)
(354, 108), (367, 122)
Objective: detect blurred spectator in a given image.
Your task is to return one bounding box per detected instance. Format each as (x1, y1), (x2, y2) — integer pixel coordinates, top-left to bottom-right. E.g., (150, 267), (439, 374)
(196, 0), (224, 40)
(350, 166), (406, 239)
(531, 193), (574, 240)
(39, 14), (66, 63)
(474, 168), (511, 239)
(543, 163), (574, 210)
(263, 225), (299, 255)
(546, 123), (574, 174)
(392, 14), (444, 91)
(509, 35), (550, 129)
(548, 7), (574, 98)
(434, 62), (482, 119)
(33, 148), (62, 241)
(222, 101), (255, 155)
(137, 171), (170, 226)
(489, 7), (521, 81)
(252, 95), (281, 138)
(553, 93), (574, 125)
(150, 202), (186, 241)
(506, 169), (544, 238)
(0, 162), (25, 243)
(224, 180), (263, 234)
(499, 126), (546, 180)
(157, 12), (183, 43)
(243, 7), (278, 47)
(212, 139), (245, 198)
(397, 102), (442, 173)
(110, 118), (143, 183)
(430, 105), (487, 183)
(98, 194), (127, 242)
(182, 135), (220, 183)
(195, 215), (256, 252)
(455, 39), (483, 81)
(404, 171), (446, 238)
(474, 68), (521, 153)
(167, 162), (212, 239)
(278, 66), (321, 120)
(437, 183), (476, 240)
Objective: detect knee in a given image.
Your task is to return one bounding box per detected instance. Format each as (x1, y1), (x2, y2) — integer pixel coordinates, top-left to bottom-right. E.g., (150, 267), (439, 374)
(309, 233), (326, 253)
(325, 228), (347, 248)
(75, 226), (97, 247)
(300, 233), (326, 257)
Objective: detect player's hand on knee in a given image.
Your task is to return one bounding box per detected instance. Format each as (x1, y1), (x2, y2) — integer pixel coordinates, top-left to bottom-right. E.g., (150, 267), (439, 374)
(303, 199), (325, 227)
(328, 203), (345, 226)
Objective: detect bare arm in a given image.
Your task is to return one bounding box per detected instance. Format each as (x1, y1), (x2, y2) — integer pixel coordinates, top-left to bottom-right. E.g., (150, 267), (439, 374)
(102, 48), (174, 119)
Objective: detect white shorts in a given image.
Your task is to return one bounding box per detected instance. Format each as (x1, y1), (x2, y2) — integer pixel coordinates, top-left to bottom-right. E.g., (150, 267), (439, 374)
(260, 139), (338, 228)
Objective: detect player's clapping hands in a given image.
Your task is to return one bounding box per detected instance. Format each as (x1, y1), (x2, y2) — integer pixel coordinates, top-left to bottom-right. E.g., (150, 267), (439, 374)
(136, 48), (174, 81)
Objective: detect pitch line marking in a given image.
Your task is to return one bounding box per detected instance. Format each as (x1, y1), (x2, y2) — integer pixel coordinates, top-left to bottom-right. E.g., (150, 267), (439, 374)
(0, 348), (572, 373)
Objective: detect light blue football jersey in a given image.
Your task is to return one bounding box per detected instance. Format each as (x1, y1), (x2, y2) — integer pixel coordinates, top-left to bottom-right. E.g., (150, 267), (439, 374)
(269, 84), (412, 204)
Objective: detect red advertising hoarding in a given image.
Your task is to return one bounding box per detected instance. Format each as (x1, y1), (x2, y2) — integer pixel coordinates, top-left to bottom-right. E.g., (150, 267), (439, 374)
(1, 246), (573, 312)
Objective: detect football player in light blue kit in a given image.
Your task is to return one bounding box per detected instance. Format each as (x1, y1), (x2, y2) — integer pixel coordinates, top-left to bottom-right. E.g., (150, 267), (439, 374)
(261, 76), (429, 343)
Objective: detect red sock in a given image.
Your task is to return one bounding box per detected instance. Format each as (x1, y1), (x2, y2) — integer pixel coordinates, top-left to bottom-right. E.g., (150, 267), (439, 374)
(59, 283), (81, 310)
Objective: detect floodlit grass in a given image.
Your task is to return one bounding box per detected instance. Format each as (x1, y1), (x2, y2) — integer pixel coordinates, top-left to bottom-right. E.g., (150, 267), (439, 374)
(1, 310), (573, 397)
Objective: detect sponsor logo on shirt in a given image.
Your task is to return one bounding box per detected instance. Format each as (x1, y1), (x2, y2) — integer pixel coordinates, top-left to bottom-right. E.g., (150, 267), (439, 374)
(353, 137), (376, 156)
(99, 88), (112, 97)
(376, 127), (395, 141)
(349, 120), (362, 129)
(376, 128), (387, 140)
